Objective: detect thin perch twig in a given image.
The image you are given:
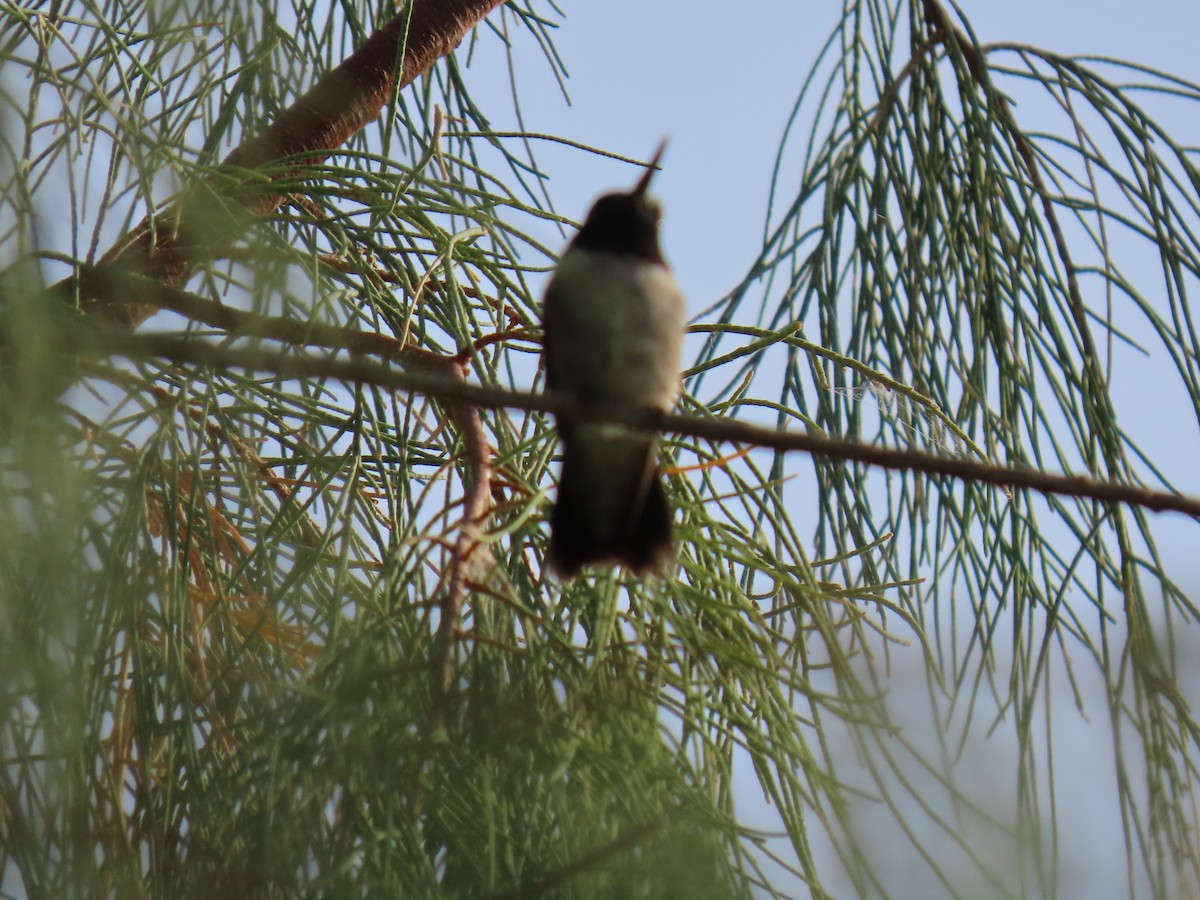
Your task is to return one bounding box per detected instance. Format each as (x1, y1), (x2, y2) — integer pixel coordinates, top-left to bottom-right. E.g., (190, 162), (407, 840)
(67, 326), (1200, 520)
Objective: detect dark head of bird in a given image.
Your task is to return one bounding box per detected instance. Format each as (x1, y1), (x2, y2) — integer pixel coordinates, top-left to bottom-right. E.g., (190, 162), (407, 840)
(569, 143), (667, 263)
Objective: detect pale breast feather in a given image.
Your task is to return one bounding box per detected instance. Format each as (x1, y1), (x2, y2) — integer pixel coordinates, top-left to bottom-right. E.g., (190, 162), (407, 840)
(544, 248), (685, 412)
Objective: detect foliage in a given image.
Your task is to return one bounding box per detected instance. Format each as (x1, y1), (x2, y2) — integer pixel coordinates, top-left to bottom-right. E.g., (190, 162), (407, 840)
(1, 0), (1199, 897)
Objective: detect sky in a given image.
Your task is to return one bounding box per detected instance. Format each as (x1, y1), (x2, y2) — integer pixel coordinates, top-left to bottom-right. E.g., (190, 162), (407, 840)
(467, 0), (1196, 310)
(459, 2), (1200, 895)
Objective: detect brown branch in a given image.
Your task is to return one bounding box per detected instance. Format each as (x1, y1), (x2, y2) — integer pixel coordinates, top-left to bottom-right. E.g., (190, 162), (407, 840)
(60, 0), (506, 327)
(429, 380), (491, 729)
(68, 327), (1200, 519)
(66, 264), (453, 371)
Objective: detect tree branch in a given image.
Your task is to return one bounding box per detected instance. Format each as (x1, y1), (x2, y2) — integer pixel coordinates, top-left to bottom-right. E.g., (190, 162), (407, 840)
(69, 327), (1200, 519)
(59, 0), (507, 327)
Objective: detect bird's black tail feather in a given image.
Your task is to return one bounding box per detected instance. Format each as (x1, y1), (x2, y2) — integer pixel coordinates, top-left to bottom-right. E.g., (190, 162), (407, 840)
(548, 435), (673, 580)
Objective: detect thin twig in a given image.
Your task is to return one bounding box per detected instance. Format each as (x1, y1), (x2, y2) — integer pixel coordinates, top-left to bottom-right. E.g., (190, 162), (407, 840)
(68, 327), (1200, 519)
(428, 358), (492, 735)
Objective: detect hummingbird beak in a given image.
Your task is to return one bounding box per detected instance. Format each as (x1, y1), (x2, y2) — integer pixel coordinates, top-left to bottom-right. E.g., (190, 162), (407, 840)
(632, 139), (668, 198)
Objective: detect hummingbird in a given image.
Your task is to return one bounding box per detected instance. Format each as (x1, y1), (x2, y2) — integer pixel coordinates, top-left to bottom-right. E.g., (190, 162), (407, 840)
(541, 143), (685, 579)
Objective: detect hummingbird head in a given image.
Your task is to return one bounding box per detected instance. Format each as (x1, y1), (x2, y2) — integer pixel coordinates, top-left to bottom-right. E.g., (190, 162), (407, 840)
(569, 142), (668, 264)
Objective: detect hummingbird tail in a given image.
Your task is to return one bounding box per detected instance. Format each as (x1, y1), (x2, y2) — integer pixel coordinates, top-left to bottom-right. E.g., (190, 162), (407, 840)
(547, 435), (673, 580)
